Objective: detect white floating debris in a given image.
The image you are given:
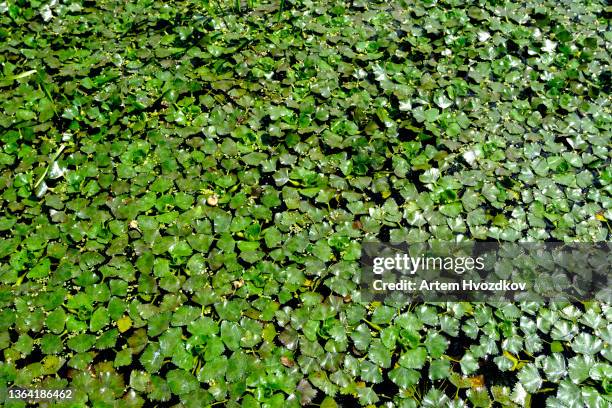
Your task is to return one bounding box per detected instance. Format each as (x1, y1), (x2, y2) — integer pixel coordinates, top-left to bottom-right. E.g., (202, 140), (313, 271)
(354, 68), (367, 79)
(207, 194), (218, 206)
(41, 5), (53, 22)
(542, 39), (556, 53)
(463, 150), (477, 165)
(399, 100), (412, 111)
(48, 161), (65, 179)
(372, 64), (387, 81)
(478, 31), (491, 42)
(35, 182), (48, 198)
(533, 28), (542, 40)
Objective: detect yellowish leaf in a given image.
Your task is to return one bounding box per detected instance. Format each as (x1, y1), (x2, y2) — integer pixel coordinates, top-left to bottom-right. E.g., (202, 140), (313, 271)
(117, 316), (132, 333)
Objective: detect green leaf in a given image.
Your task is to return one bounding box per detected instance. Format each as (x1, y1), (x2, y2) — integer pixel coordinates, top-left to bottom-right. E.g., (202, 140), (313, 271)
(351, 324), (371, 351)
(460, 352), (479, 375)
(140, 343), (164, 373)
(518, 364), (543, 393)
(568, 355), (593, 384)
(67, 333), (96, 353)
(572, 333), (603, 355)
(90, 307), (109, 332)
(169, 239), (192, 258)
(368, 339), (392, 368)
(467, 387), (492, 408)
(429, 359), (451, 380)
(46, 308), (66, 334)
(166, 369), (199, 395)
(27, 258), (51, 279)
(424, 108), (439, 122)
(188, 317), (219, 337)
(389, 367), (420, 389)
(425, 332), (448, 358)
(356, 386), (379, 405)
(398, 347), (427, 369)
(543, 353), (567, 382)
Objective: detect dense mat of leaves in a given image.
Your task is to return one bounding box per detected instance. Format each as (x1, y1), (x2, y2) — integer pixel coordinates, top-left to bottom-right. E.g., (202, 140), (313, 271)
(0, 0), (611, 406)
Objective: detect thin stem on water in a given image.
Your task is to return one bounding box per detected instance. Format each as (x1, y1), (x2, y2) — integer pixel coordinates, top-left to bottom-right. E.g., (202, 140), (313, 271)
(276, 0), (285, 22)
(33, 143), (66, 190)
(212, 0), (229, 28)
